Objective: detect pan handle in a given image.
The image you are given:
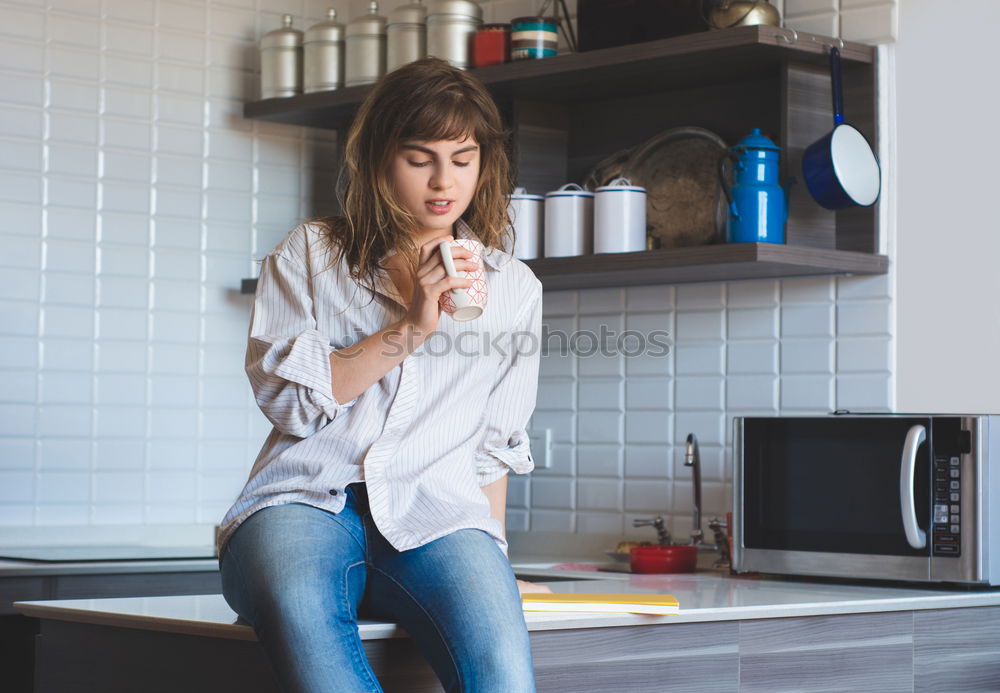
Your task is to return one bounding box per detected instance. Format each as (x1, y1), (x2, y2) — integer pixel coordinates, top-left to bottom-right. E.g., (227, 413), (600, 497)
(830, 46), (844, 126)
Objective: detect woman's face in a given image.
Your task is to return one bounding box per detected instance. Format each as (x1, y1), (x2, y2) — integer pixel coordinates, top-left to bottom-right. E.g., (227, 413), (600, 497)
(390, 135), (481, 239)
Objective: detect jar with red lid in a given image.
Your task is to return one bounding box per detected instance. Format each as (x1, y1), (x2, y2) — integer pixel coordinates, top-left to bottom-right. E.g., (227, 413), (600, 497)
(472, 23), (510, 68)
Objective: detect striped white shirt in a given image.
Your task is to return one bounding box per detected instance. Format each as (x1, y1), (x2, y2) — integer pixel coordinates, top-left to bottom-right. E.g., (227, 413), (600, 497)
(217, 218), (542, 559)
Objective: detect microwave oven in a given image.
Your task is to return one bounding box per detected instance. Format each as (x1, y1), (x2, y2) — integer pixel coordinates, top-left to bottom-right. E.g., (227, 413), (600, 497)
(733, 414), (1000, 586)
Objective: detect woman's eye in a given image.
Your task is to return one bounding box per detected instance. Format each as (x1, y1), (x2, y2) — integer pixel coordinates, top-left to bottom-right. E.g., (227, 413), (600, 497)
(409, 161), (432, 167)
(454, 161), (471, 167)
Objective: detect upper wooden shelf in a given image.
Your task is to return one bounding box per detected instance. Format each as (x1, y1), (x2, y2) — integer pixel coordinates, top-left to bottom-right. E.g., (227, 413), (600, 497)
(241, 244), (886, 294)
(524, 243), (886, 290)
(239, 25), (887, 292)
(243, 25), (875, 130)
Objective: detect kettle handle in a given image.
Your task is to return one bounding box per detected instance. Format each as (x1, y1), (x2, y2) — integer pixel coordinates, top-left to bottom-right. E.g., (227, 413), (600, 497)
(718, 150), (739, 218)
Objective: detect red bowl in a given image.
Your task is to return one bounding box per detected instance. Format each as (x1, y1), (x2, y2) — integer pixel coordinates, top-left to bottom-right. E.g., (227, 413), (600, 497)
(629, 544), (697, 574)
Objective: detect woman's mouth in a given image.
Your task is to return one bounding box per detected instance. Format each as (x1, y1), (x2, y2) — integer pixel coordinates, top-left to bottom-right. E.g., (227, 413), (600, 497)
(425, 200), (454, 215)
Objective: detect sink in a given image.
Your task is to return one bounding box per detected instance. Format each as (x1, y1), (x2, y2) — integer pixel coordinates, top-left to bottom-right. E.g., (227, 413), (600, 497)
(511, 550), (729, 580)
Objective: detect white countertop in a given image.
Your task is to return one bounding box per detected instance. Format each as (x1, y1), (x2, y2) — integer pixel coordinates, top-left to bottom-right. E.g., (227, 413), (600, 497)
(0, 555), (220, 577)
(15, 566), (1000, 641)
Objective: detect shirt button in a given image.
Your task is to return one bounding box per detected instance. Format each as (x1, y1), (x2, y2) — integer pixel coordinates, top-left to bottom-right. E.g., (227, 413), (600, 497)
(329, 489), (339, 496)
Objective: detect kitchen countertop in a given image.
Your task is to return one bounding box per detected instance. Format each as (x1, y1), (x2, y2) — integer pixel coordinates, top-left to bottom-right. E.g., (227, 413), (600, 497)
(0, 555), (220, 577)
(15, 563), (1000, 640)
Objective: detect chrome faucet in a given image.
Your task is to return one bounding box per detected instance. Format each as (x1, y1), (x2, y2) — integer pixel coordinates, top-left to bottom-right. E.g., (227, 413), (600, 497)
(632, 516), (672, 546)
(684, 433), (703, 545)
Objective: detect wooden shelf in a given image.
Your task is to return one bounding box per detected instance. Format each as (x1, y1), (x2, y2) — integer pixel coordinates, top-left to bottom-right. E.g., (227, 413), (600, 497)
(240, 25), (887, 292)
(241, 244), (887, 294)
(243, 25), (874, 130)
(524, 244), (887, 290)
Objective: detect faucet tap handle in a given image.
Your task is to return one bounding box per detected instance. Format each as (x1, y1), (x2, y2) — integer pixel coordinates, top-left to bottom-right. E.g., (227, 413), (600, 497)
(632, 516), (672, 545)
(707, 516), (732, 568)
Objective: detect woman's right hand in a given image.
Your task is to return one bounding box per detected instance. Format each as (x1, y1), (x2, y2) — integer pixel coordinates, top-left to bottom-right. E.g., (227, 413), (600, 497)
(404, 235), (478, 337)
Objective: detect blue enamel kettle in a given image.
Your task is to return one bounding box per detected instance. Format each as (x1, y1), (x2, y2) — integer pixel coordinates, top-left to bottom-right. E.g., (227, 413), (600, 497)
(718, 129), (792, 244)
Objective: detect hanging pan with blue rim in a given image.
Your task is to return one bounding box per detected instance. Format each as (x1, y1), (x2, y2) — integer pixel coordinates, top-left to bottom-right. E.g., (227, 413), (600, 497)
(802, 46), (881, 209)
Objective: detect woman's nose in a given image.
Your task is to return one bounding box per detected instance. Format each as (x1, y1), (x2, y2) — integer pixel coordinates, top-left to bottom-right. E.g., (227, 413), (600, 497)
(429, 164), (453, 190)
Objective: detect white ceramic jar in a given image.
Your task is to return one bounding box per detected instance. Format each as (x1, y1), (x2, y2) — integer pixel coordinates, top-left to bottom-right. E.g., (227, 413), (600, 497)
(507, 187), (544, 260)
(544, 183), (593, 257)
(594, 177), (647, 253)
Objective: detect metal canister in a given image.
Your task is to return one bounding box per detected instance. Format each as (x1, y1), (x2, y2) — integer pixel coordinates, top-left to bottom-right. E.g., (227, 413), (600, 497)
(304, 9), (345, 93)
(260, 14), (303, 99)
(510, 15), (559, 61)
(387, 0), (427, 72)
(345, 1), (387, 87)
(426, 0), (482, 70)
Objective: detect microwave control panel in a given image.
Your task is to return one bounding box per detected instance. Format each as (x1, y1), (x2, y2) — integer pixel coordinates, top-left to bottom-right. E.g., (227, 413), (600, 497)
(932, 455), (962, 557)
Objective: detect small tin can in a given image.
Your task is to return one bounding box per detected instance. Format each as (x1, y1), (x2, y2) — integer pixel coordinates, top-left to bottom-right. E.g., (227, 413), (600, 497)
(260, 14), (303, 99)
(426, 0), (482, 70)
(387, 0), (427, 72)
(511, 15), (559, 61)
(304, 9), (345, 93)
(473, 23), (510, 68)
(345, 1), (387, 87)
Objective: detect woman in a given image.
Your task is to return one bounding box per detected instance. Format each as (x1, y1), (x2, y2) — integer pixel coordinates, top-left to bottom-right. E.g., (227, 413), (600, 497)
(216, 57), (551, 693)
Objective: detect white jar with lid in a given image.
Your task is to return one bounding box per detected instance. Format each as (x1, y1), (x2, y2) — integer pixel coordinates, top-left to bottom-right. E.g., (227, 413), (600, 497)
(304, 9), (346, 92)
(387, 0), (427, 72)
(544, 183), (594, 257)
(426, 0), (482, 70)
(260, 15), (303, 99)
(345, 1), (387, 87)
(507, 187), (543, 260)
(594, 177), (647, 253)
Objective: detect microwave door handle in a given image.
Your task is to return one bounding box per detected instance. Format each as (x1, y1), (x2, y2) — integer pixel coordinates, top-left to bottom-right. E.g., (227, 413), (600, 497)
(899, 424), (928, 550)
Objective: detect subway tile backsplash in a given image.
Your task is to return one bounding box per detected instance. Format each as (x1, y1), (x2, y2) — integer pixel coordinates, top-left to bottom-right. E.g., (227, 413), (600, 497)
(523, 275), (894, 538)
(0, 0), (894, 543)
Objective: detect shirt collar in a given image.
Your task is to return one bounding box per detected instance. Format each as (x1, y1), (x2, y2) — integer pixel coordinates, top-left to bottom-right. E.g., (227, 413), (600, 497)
(454, 218), (513, 271)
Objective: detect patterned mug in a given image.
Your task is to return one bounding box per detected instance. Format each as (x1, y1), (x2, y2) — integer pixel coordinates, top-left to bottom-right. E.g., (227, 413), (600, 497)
(438, 238), (487, 321)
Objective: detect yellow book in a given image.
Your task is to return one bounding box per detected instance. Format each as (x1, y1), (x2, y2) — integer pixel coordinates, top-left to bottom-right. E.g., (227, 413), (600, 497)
(521, 592), (679, 616)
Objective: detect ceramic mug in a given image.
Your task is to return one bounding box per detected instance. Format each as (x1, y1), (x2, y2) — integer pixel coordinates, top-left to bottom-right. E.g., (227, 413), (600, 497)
(544, 183), (593, 257)
(438, 238), (487, 321)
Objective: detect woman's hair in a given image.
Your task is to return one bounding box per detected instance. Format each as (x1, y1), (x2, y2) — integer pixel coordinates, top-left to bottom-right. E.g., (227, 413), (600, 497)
(315, 56), (515, 293)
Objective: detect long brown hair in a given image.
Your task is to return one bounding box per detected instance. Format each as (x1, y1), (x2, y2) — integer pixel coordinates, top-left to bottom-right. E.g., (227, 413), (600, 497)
(316, 57), (515, 294)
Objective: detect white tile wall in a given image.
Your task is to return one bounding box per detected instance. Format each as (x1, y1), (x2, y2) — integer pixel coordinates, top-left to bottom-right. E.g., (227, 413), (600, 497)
(0, 0), (895, 541)
(526, 273), (894, 540)
(0, 0), (350, 530)
(784, 0), (898, 44)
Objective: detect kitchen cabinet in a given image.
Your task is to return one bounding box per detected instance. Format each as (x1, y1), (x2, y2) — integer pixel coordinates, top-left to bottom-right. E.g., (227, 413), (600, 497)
(17, 574), (1000, 692)
(242, 25), (886, 291)
(0, 559), (220, 693)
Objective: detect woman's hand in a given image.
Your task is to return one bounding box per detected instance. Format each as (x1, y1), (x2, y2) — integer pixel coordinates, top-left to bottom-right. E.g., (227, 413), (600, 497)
(516, 579), (553, 595)
(403, 234), (479, 337)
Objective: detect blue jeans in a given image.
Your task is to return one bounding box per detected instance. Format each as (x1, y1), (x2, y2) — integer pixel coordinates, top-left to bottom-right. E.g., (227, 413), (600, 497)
(219, 482), (536, 693)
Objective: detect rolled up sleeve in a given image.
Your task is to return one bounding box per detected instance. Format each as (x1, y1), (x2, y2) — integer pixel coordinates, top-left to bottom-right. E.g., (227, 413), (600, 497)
(474, 280), (543, 486)
(246, 251), (358, 438)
